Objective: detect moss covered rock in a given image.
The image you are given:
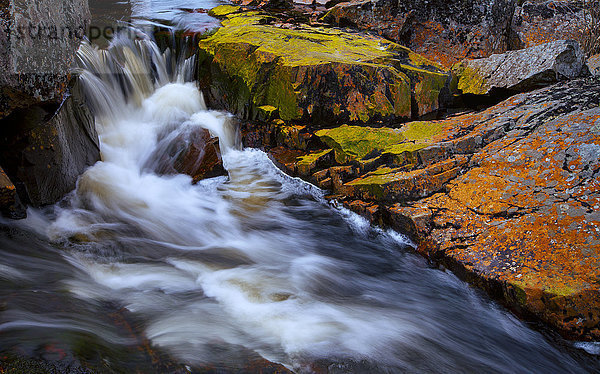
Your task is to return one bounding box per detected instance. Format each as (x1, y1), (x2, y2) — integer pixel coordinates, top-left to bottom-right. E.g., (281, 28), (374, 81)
(315, 122), (444, 164)
(198, 6), (450, 126)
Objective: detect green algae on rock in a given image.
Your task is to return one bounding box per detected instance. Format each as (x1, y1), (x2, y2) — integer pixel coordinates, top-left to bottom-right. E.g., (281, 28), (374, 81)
(315, 122), (444, 164)
(198, 6), (450, 126)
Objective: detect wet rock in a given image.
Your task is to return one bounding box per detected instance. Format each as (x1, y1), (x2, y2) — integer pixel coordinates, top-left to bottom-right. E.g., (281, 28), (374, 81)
(454, 40), (587, 96)
(322, 0), (517, 68)
(511, 1), (586, 50)
(315, 122), (444, 165)
(0, 0), (90, 119)
(256, 77), (600, 340)
(198, 6), (450, 126)
(0, 166), (25, 219)
(151, 127), (227, 183)
(0, 85), (100, 206)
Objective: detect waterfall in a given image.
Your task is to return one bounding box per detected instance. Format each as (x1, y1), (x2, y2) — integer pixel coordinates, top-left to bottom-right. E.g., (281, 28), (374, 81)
(2, 27), (586, 374)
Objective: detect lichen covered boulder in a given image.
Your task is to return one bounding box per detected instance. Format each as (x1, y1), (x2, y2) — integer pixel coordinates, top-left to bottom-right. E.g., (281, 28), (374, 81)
(198, 6), (450, 126)
(454, 40), (587, 96)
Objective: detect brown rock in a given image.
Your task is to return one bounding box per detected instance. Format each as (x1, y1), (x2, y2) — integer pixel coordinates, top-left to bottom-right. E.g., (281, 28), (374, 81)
(150, 127), (227, 183)
(0, 166), (25, 219)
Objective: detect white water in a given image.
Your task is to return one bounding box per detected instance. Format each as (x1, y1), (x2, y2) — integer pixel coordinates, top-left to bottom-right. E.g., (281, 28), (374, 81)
(4, 30), (594, 373)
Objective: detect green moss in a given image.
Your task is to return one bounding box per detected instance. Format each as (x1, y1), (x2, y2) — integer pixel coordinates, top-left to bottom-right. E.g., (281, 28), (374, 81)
(315, 125), (406, 163)
(401, 121), (444, 140)
(297, 149), (333, 166)
(208, 5), (242, 18)
(453, 62), (489, 95)
(199, 8), (449, 124)
(315, 122), (443, 164)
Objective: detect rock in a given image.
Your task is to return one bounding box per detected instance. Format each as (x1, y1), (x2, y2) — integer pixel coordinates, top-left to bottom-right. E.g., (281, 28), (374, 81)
(0, 0), (90, 119)
(511, 1), (586, 50)
(0, 166), (25, 219)
(198, 6), (451, 126)
(322, 0), (517, 68)
(227, 0), (293, 9)
(149, 127), (227, 183)
(253, 77), (600, 340)
(590, 54), (600, 76)
(454, 40), (587, 96)
(315, 122), (444, 165)
(0, 85), (100, 206)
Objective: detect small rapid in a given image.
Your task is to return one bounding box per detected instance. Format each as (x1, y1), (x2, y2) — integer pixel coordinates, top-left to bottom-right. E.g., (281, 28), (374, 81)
(0, 29), (597, 373)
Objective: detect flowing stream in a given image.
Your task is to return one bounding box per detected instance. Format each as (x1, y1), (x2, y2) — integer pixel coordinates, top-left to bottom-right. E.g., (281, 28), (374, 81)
(0, 4), (599, 373)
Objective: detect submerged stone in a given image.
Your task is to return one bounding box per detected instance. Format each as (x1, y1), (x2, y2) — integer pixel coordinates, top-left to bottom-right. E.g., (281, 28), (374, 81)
(198, 6), (450, 126)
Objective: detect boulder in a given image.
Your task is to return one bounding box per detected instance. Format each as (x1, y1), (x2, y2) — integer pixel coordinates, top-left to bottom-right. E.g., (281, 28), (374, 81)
(0, 85), (100, 206)
(0, 166), (25, 219)
(198, 6), (451, 126)
(149, 127), (227, 183)
(511, 1), (586, 50)
(322, 0), (517, 68)
(454, 40), (587, 96)
(0, 0), (90, 119)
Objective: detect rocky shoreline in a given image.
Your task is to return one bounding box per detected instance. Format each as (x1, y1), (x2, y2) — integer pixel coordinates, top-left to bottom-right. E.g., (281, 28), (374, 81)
(1, 0), (599, 355)
(198, 1), (600, 342)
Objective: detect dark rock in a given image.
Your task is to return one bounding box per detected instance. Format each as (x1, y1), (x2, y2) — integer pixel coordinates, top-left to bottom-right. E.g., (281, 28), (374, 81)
(0, 165), (25, 219)
(511, 1), (586, 50)
(150, 127), (227, 183)
(0, 0), (90, 119)
(0, 82), (100, 206)
(454, 40), (587, 96)
(322, 0), (517, 68)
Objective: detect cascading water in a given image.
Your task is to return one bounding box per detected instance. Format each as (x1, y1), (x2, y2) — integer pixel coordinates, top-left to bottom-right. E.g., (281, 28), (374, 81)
(0, 28), (598, 373)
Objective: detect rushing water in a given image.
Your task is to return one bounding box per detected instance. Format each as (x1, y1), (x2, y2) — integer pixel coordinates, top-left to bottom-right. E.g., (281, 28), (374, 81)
(0, 5), (600, 373)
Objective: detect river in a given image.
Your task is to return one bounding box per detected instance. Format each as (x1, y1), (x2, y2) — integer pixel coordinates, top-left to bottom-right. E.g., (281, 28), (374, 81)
(0, 1), (599, 373)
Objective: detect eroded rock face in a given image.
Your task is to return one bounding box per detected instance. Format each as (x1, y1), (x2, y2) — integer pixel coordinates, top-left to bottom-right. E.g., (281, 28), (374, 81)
(198, 6), (451, 126)
(322, 0), (517, 68)
(0, 86), (100, 206)
(454, 40), (587, 96)
(0, 0), (90, 119)
(245, 77), (600, 340)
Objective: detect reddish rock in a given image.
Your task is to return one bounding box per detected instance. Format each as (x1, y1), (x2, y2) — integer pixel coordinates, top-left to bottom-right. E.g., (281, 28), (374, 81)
(152, 128), (227, 183)
(250, 77), (600, 341)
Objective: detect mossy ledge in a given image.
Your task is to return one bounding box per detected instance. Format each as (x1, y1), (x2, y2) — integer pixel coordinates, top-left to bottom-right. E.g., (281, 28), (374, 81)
(197, 6), (451, 127)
